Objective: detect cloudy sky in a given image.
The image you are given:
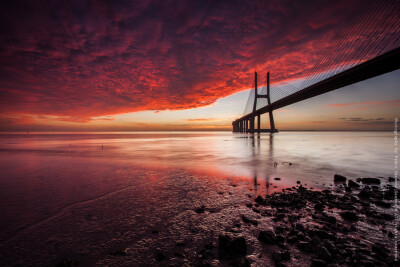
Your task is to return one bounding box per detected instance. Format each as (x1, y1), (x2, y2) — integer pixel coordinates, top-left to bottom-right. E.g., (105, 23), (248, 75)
(0, 0), (399, 131)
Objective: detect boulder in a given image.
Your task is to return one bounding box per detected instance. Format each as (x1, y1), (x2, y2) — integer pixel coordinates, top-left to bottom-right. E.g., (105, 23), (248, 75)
(348, 180), (360, 188)
(340, 211), (358, 221)
(360, 178), (381, 185)
(334, 174), (347, 182)
(218, 232), (247, 259)
(258, 230), (277, 244)
(254, 195), (264, 204)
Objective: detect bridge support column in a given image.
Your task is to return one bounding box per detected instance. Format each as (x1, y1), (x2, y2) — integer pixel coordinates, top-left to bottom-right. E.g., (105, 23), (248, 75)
(257, 114), (260, 131)
(250, 116), (254, 133)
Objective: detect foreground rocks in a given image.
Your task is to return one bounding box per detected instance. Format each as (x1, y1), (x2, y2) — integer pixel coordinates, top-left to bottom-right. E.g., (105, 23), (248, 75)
(225, 175), (398, 266)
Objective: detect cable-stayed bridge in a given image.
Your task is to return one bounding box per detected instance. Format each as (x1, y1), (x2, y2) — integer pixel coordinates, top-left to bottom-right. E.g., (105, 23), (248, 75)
(232, 0), (400, 133)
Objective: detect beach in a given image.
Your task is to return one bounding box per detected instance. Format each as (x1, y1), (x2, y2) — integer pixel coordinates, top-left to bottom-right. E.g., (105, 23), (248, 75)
(0, 131), (397, 266)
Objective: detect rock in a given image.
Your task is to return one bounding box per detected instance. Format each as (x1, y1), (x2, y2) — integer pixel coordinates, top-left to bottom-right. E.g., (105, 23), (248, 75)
(176, 240), (185, 246)
(272, 250), (291, 262)
(373, 200), (391, 208)
(254, 195), (264, 204)
(174, 251), (185, 258)
(155, 250), (167, 261)
(242, 215), (258, 225)
(297, 241), (312, 252)
(274, 177), (281, 180)
(246, 203), (252, 208)
(340, 211), (358, 221)
(372, 242), (389, 257)
(360, 178), (381, 185)
(218, 232), (247, 259)
(311, 258), (327, 267)
(314, 203), (324, 211)
(297, 181), (301, 184)
(334, 174), (347, 182)
(358, 189), (371, 199)
(348, 180), (360, 188)
(314, 230), (332, 240)
(315, 245), (332, 261)
(389, 177), (395, 182)
(195, 206), (205, 213)
(258, 230), (277, 244)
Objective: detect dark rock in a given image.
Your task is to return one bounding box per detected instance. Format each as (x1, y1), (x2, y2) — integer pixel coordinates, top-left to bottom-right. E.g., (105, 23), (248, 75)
(204, 241), (216, 250)
(246, 203), (252, 208)
(254, 195), (264, 204)
(389, 177), (395, 182)
(372, 243), (389, 257)
(297, 181), (301, 184)
(151, 230), (159, 234)
(155, 250), (167, 261)
(373, 200), (391, 208)
(295, 223), (305, 232)
(315, 245), (332, 261)
(361, 178), (381, 185)
(258, 230), (277, 244)
(195, 206), (205, 214)
(348, 180), (360, 188)
(252, 208), (260, 213)
(345, 186), (352, 192)
(314, 230), (332, 240)
(218, 232), (247, 259)
(110, 250), (127, 256)
(314, 203), (324, 211)
(176, 240), (185, 246)
(274, 177), (281, 180)
(358, 190), (371, 199)
(340, 211), (358, 221)
(56, 258), (79, 267)
(272, 250), (291, 262)
(242, 215), (258, 225)
(334, 174), (347, 182)
(174, 251), (185, 258)
(311, 258), (327, 267)
(298, 185), (307, 192)
(297, 241), (312, 252)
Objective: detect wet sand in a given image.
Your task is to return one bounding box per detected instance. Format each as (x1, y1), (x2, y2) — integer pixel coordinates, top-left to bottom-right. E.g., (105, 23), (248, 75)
(0, 167), (398, 266)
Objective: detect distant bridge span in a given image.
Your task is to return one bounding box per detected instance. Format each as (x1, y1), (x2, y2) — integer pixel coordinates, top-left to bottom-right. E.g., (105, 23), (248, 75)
(232, 46), (400, 133)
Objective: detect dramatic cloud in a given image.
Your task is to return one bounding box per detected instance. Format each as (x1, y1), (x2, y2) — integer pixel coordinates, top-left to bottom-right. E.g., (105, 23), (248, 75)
(0, 0), (396, 123)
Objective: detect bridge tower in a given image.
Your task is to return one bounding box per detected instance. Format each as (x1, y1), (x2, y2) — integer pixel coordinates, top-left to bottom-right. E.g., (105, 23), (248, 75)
(249, 71), (278, 133)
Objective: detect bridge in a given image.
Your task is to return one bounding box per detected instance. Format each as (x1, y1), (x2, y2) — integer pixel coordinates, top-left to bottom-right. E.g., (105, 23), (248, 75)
(232, 0), (400, 133)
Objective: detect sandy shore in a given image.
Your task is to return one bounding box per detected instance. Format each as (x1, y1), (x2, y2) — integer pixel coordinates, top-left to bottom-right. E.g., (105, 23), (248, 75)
(49, 175), (398, 267)
(0, 168), (398, 266)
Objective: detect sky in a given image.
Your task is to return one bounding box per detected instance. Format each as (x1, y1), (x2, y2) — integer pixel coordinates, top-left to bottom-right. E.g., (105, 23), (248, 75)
(0, 0), (399, 131)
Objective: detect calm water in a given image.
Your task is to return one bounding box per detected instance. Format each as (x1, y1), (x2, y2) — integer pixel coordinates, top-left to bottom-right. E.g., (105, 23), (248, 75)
(0, 131), (394, 265)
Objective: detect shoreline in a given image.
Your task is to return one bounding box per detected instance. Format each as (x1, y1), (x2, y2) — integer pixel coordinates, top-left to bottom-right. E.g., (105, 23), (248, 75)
(54, 174), (399, 267)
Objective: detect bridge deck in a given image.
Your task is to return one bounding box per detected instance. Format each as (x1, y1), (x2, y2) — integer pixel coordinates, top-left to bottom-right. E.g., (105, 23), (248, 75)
(234, 46), (400, 123)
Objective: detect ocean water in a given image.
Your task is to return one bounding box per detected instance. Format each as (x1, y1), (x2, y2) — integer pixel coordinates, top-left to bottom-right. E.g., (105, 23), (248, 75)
(0, 131), (395, 265)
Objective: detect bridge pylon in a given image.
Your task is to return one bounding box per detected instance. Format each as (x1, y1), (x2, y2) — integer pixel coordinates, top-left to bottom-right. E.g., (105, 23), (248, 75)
(232, 71), (278, 133)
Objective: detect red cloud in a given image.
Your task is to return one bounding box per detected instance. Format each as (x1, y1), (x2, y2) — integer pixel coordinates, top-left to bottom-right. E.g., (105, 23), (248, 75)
(0, 0), (397, 127)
